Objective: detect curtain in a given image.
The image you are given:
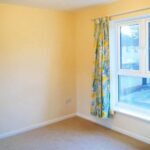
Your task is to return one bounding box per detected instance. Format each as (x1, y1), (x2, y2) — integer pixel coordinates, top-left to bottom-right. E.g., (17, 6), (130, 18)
(91, 17), (110, 118)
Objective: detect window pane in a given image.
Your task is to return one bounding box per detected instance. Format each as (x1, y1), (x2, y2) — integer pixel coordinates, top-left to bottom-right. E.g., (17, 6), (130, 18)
(148, 22), (150, 71)
(120, 24), (140, 70)
(118, 75), (150, 109)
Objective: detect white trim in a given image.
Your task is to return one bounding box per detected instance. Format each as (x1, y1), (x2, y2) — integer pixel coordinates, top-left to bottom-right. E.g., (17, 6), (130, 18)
(0, 112), (150, 144)
(114, 103), (150, 122)
(109, 21), (118, 109)
(145, 19), (150, 75)
(76, 112), (150, 144)
(140, 19), (147, 75)
(0, 113), (76, 140)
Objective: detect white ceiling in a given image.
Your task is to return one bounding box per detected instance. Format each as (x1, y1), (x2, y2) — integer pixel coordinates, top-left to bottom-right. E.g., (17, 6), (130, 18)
(0, 0), (117, 10)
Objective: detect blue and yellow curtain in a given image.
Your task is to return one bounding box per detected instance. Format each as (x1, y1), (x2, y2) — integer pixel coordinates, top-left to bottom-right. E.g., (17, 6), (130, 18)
(91, 17), (110, 118)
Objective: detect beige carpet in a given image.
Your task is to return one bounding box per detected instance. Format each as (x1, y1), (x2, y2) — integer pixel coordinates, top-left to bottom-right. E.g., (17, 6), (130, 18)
(0, 117), (149, 150)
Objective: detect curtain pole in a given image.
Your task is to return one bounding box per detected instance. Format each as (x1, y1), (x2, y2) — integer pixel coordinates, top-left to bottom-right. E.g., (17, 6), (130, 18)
(92, 6), (150, 21)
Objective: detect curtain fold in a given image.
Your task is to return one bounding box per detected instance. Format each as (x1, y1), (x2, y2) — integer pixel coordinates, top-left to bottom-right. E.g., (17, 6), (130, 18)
(91, 17), (110, 118)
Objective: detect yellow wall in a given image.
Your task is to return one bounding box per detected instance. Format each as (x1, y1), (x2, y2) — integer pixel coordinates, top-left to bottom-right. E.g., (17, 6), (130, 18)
(0, 4), (76, 134)
(74, 0), (150, 141)
(0, 0), (150, 141)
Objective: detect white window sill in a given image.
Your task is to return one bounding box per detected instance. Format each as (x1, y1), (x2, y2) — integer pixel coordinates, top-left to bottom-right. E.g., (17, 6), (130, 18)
(114, 103), (150, 122)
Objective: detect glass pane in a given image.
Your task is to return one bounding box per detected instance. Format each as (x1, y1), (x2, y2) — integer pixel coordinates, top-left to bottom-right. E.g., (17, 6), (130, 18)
(118, 75), (150, 110)
(120, 24), (140, 70)
(148, 22), (150, 71)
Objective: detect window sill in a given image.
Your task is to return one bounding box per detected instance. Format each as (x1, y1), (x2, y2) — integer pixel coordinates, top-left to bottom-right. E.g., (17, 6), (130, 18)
(114, 103), (150, 122)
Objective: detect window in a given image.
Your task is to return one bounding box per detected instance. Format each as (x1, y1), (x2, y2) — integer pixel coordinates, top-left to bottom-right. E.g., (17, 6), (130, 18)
(110, 16), (150, 121)
(118, 75), (150, 110)
(120, 24), (140, 70)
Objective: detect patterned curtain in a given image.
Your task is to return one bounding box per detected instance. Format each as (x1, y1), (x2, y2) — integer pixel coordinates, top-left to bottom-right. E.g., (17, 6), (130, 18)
(91, 17), (110, 118)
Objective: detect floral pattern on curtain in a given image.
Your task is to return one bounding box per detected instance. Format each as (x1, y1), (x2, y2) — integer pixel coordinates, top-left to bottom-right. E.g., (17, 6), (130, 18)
(91, 17), (110, 118)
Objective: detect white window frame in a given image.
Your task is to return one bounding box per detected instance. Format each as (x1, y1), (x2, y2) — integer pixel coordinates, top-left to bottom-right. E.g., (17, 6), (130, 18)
(110, 15), (150, 122)
(146, 19), (150, 75)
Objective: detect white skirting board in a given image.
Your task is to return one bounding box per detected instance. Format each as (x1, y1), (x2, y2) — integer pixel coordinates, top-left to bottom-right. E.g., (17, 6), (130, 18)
(0, 113), (76, 140)
(76, 113), (150, 144)
(0, 112), (149, 144)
